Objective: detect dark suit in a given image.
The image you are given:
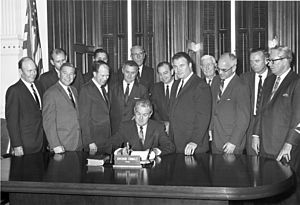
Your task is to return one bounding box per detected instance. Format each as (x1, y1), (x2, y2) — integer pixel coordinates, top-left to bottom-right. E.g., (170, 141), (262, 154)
(210, 75), (250, 154)
(39, 68), (84, 92)
(78, 80), (111, 150)
(109, 80), (149, 135)
(253, 71), (300, 159)
(169, 74), (212, 153)
(150, 81), (180, 121)
(240, 70), (273, 155)
(110, 119), (175, 155)
(43, 82), (82, 151)
(117, 65), (154, 91)
(5, 80), (45, 154)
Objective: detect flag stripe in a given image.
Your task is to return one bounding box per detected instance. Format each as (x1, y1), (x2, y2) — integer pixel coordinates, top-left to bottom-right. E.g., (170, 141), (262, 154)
(23, 0), (43, 76)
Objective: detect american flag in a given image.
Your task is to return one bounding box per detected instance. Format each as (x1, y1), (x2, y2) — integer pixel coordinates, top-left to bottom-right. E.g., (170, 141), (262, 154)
(23, 0), (43, 76)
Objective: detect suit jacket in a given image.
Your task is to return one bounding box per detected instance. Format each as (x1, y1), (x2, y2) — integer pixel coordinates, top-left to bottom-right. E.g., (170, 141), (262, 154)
(109, 80), (149, 135)
(150, 81), (180, 121)
(110, 119), (175, 155)
(39, 68), (84, 93)
(78, 80), (111, 150)
(117, 65), (154, 91)
(240, 70), (273, 155)
(42, 82), (82, 151)
(169, 74), (212, 153)
(253, 71), (300, 157)
(5, 79), (45, 154)
(210, 74), (250, 154)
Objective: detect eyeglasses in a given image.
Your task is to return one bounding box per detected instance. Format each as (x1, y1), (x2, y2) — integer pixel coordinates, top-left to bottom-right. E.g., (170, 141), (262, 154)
(267, 57), (287, 64)
(131, 52), (144, 57)
(217, 65), (234, 73)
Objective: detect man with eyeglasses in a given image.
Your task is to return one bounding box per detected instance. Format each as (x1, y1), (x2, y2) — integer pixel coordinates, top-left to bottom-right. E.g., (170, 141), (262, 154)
(240, 48), (273, 155)
(118, 45), (154, 91)
(252, 46), (300, 165)
(210, 53), (250, 154)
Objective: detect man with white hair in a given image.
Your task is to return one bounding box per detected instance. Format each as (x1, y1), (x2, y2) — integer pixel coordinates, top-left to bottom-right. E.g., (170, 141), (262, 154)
(200, 54), (217, 86)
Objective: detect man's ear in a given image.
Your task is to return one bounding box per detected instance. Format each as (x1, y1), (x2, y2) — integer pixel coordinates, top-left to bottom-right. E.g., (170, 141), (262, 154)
(50, 59), (54, 66)
(170, 69), (174, 76)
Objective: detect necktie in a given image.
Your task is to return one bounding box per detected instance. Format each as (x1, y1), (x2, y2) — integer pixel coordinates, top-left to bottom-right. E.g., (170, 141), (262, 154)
(101, 85), (108, 105)
(124, 83), (130, 104)
(270, 76), (281, 101)
(177, 80), (184, 97)
(139, 126), (144, 145)
(255, 75), (263, 114)
(217, 79), (224, 102)
(67, 87), (76, 108)
(31, 84), (40, 109)
(165, 85), (170, 104)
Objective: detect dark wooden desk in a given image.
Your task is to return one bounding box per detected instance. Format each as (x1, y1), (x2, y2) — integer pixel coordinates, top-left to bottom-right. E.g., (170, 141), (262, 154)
(1, 152), (296, 205)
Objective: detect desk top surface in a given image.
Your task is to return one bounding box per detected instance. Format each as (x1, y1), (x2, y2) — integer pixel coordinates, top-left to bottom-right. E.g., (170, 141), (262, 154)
(1, 152), (295, 200)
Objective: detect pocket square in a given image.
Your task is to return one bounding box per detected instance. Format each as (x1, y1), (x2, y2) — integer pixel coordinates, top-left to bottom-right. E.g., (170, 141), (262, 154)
(134, 97), (140, 100)
(226, 98), (231, 101)
(282, 93), (289, 97)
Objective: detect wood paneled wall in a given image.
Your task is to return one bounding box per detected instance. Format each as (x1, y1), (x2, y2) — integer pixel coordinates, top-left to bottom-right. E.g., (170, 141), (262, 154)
(268, 1), (300, 73)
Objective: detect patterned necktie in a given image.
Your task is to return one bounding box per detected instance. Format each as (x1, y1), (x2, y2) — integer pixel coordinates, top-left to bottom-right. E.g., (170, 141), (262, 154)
(31, 84), (40, 109)
(101, 85), (108, 105)
(255, 75), (263, 114)
(270, 76), (281, 101)
(139, 126), (144, 145)
(124, 83), (130, 104)
(165, 85), (170, 104)
(67, 87), (76, 108)
(177, 80), (184, 97)
(217, 79), (224, 102)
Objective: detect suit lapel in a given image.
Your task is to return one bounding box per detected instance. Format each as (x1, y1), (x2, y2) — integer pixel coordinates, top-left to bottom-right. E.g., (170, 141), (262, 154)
(91, 81), (110, 110)
(219, 75), (237, 102)
(56, 83), (75, 108)
(19, 80), (40, 110)
(270, 70), (294, 102)
(144, 120), (154, 148)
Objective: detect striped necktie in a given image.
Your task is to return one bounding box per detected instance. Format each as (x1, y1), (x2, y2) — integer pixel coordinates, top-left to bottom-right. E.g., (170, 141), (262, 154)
(217, 79), (224, 102)
(270, 76), (281, 101)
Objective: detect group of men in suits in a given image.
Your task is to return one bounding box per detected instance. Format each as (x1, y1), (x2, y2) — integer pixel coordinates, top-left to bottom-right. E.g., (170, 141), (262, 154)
(5, 45), (300, 164)
(198, 46), (300, 165)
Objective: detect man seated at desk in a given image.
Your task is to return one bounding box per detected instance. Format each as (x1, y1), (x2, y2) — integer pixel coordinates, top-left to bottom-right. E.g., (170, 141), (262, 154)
(110, 99), (175, 156)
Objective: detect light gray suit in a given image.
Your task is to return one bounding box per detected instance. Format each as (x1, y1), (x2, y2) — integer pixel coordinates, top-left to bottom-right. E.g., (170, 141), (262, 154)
(43, 82), (82, 151)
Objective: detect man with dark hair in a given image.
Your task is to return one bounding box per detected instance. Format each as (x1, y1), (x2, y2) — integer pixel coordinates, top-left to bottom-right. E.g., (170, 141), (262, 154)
(150, 61), (179, 134)
(240, 48), (272, 155)
(169, 52), (212, 155)
(83, 48), (110, 83)
(79, 61), (111, 153)
(43, 62), (83, 153)
(118, 45), (154, 91)
(110, 60), (149, 135)
(110, 99), (175, 156)
(252, 46), (300, 164)
(6, 57), (45, 156)
(39, 48), (84, 92)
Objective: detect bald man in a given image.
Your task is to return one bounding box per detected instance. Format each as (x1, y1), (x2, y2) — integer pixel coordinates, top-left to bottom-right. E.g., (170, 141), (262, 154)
(5, 57), (45, 156)
(210, 53), (250, 154)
